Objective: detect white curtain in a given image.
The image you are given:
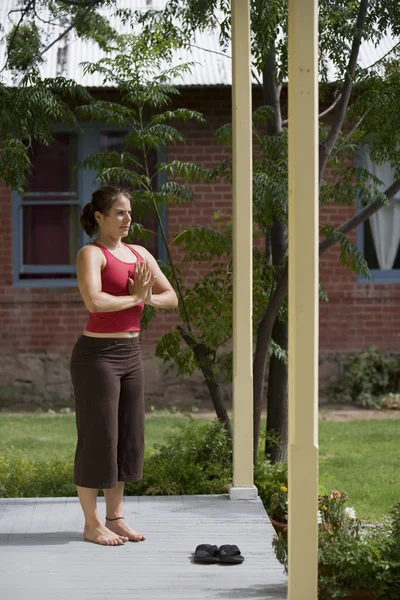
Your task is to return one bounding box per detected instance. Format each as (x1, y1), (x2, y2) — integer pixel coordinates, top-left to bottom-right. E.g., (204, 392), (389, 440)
(364, 152), (400, 270)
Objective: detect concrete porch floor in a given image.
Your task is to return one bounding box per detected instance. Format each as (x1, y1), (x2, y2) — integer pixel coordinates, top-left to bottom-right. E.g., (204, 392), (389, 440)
(0, 495), (287, 600)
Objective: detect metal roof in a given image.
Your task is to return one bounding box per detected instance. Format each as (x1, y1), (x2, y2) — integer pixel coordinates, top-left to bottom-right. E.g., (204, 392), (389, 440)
(0, 0), (398, 87)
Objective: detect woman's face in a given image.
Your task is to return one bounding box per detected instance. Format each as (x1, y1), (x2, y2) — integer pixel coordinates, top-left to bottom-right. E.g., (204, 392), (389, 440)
(96, 194), (132, 239)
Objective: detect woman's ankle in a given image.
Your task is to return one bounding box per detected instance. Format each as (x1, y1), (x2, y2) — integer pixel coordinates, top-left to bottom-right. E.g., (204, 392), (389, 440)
(84, 515), (103, 528)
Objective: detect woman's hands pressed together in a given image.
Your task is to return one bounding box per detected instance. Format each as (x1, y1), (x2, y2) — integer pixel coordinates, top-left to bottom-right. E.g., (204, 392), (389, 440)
(128, 261), (157, 304)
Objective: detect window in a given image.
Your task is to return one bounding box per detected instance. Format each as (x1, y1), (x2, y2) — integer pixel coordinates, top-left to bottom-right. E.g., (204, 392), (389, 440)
(358, 149), (400, 282)
(12, 126), (166, 287)
(16, 133), (80, 282)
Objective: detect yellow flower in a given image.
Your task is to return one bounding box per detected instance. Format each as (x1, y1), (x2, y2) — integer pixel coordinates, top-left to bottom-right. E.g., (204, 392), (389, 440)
(322, 505), (328, 511)
(280, 486), (288, 493)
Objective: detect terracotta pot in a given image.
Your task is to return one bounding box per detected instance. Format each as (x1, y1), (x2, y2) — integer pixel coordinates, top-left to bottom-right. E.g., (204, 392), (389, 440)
(269, 515), (288, 535)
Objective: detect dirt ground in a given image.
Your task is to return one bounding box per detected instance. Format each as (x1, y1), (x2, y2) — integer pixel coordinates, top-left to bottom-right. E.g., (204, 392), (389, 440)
(318, 403), (400, 421)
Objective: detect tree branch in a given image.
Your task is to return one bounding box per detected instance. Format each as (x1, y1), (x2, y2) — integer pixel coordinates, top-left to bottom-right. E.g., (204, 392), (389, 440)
(319, 179), (400, 255)
(254, 177), (400, 408)
(190, 44), (263, 88)
(319, 0), (369, 181)
(56, 0), (102, 5)
(330, 107), (371, 161)
(1, 0), (36, 74)
(17, 0), (104, 87)
(363, 40), (400, 72)
(177, 324), (233, 438)
(282, 93), (342, 127)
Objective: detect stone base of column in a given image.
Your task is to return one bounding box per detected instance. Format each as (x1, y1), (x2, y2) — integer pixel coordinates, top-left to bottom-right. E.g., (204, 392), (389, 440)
(228, 485), (258, 500)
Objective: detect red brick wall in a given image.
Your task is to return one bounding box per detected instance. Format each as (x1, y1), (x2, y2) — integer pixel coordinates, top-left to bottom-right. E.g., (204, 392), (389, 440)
(319, 205), (400, 354)
(1, 86), (399, 359)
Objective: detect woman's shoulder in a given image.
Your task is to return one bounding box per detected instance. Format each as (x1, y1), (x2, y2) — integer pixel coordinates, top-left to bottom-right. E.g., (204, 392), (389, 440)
(77, 243), (106, 265)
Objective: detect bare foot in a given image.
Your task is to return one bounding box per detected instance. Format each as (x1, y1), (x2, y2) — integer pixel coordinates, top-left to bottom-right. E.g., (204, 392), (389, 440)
(84, 522), (129, 546)
(106, 518), (146, 542)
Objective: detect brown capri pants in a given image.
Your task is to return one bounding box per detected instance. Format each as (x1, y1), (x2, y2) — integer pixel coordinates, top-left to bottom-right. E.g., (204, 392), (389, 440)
(70, 335), (144, 489)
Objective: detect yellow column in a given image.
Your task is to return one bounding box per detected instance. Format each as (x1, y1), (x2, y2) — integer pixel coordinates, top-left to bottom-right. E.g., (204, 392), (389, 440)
(229, 0), (256, 500)
(288, 0), (319, 597)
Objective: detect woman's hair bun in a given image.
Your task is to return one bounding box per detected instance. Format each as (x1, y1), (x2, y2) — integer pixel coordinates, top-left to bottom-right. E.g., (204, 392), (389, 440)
(80, 202), (97, 237)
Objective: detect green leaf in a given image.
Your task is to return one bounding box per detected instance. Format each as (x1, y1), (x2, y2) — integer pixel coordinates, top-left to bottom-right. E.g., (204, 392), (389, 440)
(159, 160), (209, 182)
(159, 181), (195, 203)
(151, 109), (205, 124)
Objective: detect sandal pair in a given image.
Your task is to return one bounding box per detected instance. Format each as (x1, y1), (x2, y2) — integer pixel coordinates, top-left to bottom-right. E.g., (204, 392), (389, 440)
(193, 544), (244, 564)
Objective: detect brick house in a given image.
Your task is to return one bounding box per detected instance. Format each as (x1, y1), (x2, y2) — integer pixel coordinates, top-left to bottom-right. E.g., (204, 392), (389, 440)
(1, 3), (399, 409)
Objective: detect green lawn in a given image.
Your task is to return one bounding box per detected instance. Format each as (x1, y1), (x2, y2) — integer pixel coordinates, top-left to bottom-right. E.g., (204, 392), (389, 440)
(0, 413), (209, 462)
(318, 419), (400, 522)
(0, 413), (398, 522)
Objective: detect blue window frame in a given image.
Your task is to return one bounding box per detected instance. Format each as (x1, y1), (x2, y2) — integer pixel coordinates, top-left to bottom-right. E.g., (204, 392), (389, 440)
(12, 124), (167, 288)
(357, 148), (400, 283)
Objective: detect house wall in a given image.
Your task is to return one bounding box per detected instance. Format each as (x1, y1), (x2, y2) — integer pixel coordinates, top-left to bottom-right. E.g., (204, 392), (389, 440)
(0, 87), (398, 409)
(319, 203), (400, 387)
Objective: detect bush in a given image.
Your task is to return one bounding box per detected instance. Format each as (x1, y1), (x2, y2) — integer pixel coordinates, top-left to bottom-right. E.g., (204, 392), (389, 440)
(126, 418), (232, 495)
(254, 440), (288, 519)
(0, 451), (76, 498)
(328, 347), (400, 408)
(0, 420), (232, 498)
(272, 491), (400, 600)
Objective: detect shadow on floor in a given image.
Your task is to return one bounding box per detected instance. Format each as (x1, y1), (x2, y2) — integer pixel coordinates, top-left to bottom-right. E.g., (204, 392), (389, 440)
(0, 532), (83, 546)
(214, 583), (287, 599)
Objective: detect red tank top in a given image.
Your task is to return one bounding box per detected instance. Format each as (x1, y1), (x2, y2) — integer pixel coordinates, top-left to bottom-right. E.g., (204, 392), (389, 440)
(85, 242), (145, 334)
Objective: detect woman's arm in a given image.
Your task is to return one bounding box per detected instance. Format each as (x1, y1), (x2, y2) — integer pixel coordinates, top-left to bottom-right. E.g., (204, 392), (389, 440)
(133, 246), (179, 309)
(77, 245), (144, 313)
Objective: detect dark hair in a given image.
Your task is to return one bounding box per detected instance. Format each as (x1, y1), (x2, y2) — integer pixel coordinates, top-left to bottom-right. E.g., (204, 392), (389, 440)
(79, 185), (131, 237)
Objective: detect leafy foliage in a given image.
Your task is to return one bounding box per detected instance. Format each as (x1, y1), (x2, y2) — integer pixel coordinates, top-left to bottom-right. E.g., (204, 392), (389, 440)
(126, 419), (233, 496)
(0, 420), (232, 498)
(0, 75), (92, 192)
(327, 346), (400, 408)
(6, 23), (42, 72)
(317, 506), (400, 599)
(0, 0), (121, 192)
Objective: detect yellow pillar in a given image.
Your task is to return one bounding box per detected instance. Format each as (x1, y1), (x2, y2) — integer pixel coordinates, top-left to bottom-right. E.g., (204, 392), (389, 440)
(229, 0), (256, 500)
(288, 0), (319, 598)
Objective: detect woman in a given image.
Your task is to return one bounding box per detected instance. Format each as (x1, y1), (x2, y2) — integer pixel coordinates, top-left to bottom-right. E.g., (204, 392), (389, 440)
(70, 185), (178, 546)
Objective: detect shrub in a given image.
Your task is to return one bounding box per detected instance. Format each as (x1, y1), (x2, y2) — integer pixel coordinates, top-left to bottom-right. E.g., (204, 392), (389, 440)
(272, 491), (400, 600)
(254, 444), (288, 520)
(126, 418), (232, 496)
(0, 450), (76, 498)
(0, 420), (232, 498)
(328, 347), (400, 408)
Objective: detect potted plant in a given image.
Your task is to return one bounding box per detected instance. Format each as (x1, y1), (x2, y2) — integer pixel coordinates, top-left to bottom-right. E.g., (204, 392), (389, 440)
(254, 456), (288, 534)
(268, 484), (288, 534)
(272, 493), (400, 599)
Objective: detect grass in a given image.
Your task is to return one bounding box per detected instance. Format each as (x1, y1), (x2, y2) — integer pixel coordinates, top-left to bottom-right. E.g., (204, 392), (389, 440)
(0, 413), (398, 521)
(0, 412), (209, 462)
(319, 419), (399, 522)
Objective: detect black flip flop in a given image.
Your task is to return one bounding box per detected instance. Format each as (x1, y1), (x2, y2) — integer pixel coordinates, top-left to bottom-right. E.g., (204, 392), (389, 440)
(218, 544), (245, 564)
(193, 544), (220, 564)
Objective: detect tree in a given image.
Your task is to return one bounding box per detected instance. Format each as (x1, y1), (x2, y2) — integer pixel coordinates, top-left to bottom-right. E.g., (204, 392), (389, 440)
(0, 0), (119, 192)
(134, 0), (400, 462)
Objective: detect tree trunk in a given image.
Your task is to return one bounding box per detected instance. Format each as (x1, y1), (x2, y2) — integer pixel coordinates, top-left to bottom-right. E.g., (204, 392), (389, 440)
(253, 46), (283, 463)
(177, 325), (233, 438)
(253, 2), (371, 460)
(265, 220), (288, 463)
(265, 318), (288, 462)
